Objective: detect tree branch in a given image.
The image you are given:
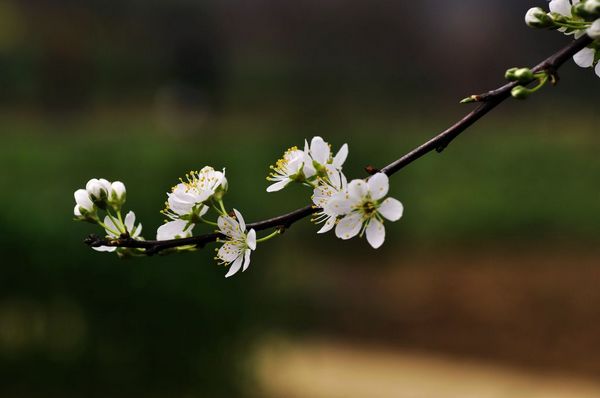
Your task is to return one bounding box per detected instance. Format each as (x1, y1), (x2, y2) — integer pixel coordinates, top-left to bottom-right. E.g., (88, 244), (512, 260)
(85, 35), (593, 255)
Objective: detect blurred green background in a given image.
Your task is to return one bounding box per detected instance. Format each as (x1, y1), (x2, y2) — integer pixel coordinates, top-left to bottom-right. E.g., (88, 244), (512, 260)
(1, 1), (600, 397)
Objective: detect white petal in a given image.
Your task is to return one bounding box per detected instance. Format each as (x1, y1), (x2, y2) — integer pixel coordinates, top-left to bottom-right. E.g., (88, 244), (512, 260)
(124, 211), (135, 232)
(266, 179), (290, 192)
(218, 242), (243, 263)
(323, 196), (352, 216)
(132, 222), (142, 238)
(335, 213), (363, 240)
(549, 0), (572, 16)
(233, 209), (246, 231)
(574, 47), (595, 68)
(246, 229), (256, 250)
(365, 218), (385, 249)
(310, 136), (330, 165)
(74, 205), (82, 217)
(156, 220), (193, 240)
(98, 178), (112, 191)
(242, 249), (252, 272)
(588, 19), (600, 40)
(317, 216), (337, 234)
(198, 204), (209, 217)
(347, 179), (368, 202)
(225, 255), (244, 278)
(74, 189), (93, 210)
(92, 246), (117, 252)
(595, 62), (600, 78)
(378, 197), (404, 221)
(367, 173), (389, 200)
(332, 143), (348, 168)
(217, 215), (240, 238)
(103, 215), (121, 237)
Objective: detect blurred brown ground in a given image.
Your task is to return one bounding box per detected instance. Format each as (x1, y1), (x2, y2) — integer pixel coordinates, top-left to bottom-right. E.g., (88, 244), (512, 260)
(257, 245), (600, 397)
(256, 338), (600, 398)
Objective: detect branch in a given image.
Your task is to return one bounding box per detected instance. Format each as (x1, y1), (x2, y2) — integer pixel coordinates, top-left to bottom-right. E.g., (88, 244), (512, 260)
(85, 35), (593, 255)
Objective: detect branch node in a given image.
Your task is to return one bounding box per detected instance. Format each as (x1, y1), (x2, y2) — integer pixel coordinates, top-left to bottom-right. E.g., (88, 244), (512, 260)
(365, 165), (381, 175)
(84, 234), (102, 247)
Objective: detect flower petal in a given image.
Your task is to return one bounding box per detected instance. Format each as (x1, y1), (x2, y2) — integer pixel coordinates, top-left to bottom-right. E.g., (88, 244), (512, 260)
(310, 136), (330, 165)
(549, 0), (572, 16)
(233, 209), (246, 231)
(317, 216), (337, 233)
(103, 215), (121, 237)
(266, 179), (290, 192)
(595, 62), (600, 78)
(335, 213), (363, 240)
(378, 197), (404, 221)
(218, 215), (240, 238)
(218, 242), (243, 263)
(367, 173), (389, 200)
(74, 189), (93, 210)
(365, 218), (385, 249)
(573, 47), (594, 68)
(247, 229), (257, 250)
(92, 246), (117, 252)
(124, 211), (135, 232)
(242, 249), (252, 272)
(347, 179), (368, 202)
(225, 255), (244, 278)
(332, 143), (348, 168)
(156, 220), (193, 240)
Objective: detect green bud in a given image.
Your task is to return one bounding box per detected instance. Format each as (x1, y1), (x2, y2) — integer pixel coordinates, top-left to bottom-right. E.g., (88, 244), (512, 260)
(511, 86), (530, 100)
(505, 67), (519, 81)
(514, 68), (534, 82)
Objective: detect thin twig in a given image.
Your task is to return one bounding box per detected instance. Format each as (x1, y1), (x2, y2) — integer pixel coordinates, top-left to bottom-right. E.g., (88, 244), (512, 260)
(85, 35), (593, 254)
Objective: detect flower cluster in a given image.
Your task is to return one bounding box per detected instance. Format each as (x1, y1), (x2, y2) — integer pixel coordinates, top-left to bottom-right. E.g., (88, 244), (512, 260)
(526, 0), (600, 77)
(73, 178), (143, 256)
(268, 136), (404, 249)
(75, 136), (405, 276)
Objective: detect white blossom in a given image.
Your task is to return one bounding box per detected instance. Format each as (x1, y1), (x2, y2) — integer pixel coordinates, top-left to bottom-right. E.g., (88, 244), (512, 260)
(334, 173), (404, 249)
(163, 167), (226, 220)
(266, 146), (312, 192)
(156, 220), (194, 240)
(311, 167), (348, 233)
(216, 209), (256, 278)
(303, 136), (348, 175)
(93, 211), (143, 252)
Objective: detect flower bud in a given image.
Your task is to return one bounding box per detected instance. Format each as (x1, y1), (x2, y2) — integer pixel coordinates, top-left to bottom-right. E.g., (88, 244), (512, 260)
(584, 0), (600, 17)
(511, 86), (530, 100)
(514, 68), (534, 82)
(109, 181), (127, 208)
(587, 19), (600, 39)
(505, 67), (519, 81)
(525, 7), (553, 28)
(74, 188), (97, 221)
(86, 178), (110, 204)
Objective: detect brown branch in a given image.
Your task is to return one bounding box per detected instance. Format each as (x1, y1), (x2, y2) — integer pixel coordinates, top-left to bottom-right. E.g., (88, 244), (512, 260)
(85, 35), (593, 255)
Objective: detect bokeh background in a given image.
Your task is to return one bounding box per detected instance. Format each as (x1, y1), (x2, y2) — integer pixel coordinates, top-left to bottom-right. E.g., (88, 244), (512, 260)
(1, 1), (600, 397)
